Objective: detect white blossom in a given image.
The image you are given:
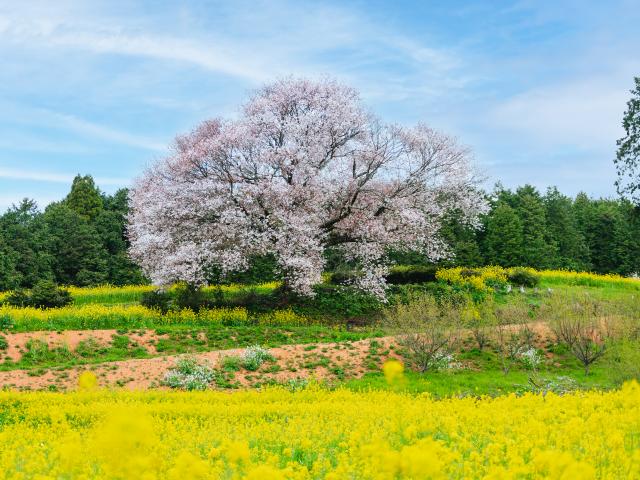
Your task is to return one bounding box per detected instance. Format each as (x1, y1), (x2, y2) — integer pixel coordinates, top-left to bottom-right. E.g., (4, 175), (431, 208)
(128, 77), (487, 297)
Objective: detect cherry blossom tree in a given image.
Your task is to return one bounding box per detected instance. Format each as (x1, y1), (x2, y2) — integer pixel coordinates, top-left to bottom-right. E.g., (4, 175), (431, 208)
(128, 77), (487, 298)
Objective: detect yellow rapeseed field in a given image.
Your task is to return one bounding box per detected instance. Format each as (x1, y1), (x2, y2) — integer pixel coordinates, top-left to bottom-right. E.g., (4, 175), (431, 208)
(1, 382), (639, 479)
(0, 304), (309, 331)
(435, 266), (640, 291)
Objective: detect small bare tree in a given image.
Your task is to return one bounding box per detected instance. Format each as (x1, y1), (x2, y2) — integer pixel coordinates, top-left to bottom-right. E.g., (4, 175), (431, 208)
(464, 297), (497, 351)
(550, 294), (608, 376)
(494, 301), (531, 375)
(384, 295), (461, 372)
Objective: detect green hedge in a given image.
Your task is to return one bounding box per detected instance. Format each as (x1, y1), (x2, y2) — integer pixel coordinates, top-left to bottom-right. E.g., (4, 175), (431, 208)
(330, 265), (438, 286)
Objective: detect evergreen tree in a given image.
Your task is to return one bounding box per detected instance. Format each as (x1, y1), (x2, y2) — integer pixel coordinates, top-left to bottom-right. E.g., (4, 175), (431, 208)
(482, 202), (523, 267)
(65, 175), (103, 221)
(543, 187), (590, 270)
(43, 202), (108, 286)
(95, 189), (146, 285)
(513, 186), (558, 268)
(615, 77), (640, 204)
(0, 237), (19, 290)
(0, 199), (52, 288)
(438, 209), (483, 267)
(588, 203), (624, 274)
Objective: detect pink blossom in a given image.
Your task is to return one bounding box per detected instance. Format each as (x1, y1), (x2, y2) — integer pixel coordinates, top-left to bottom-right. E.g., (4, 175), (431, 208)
(128, 77), (487, 298)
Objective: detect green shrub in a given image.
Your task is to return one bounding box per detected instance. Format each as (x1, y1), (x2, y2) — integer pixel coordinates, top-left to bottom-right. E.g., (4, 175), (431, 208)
(4, 290), (30, 307)
(606, 340), (640, 385)
(508, 269), (540, 288)
(220, 355), (242, 372)
(0, 314), (14, 332)
(330, 265), (437, 286)
(459, 268), (481, 279)
(174, 283), (208, 311)
(223, 255), (279, 284)
(301, 284), (382, 319)
(140, 290), (172, 313)
(6, 280), (72, 309)
(329, 270), (355, 285)
(163, 357), (215, 391)
(0, 334), (7, 351)
(385, 265), (438, 285)
(242, 345), (275, 371)
(420, 282), (469, 307)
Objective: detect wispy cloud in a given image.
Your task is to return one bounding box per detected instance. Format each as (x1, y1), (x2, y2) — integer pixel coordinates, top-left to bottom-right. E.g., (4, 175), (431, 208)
(0, 166), (129, 186)
(49, 112), (166, 152)
(488, 72), (635, 151)
(0, 102), (166, 152)
(0, 1), (461, 88)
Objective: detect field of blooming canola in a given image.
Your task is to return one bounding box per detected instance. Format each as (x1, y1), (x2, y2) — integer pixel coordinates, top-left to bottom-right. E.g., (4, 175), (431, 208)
(1, 381), (639, 479)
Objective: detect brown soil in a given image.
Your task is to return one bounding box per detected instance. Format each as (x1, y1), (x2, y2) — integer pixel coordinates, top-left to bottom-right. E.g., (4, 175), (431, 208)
(0, 336), (399, 391)
(0, 321), (556, 392)
(1, 329), (166, 362)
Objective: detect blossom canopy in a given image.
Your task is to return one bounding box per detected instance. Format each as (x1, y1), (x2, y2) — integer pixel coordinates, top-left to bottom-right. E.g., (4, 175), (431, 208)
(128, 77), (487, 297)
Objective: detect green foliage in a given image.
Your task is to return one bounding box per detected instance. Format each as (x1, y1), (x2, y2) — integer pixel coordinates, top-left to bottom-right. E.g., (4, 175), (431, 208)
(65, 175), (103, 221)
(221, 254), (279, 284)
(0, 199), (52, 290)
(242, 345), (275, 371)
(507, 268), (540, 288)
(220, 355), (242, 372)
(43, 203), (108, 286)
(173, 283), (209, 311)
(0, 179), (143, 289)
(0, 334), (7, 351)
(606, 339), (640, 385)
(330, 265), (437, 286)
(615, 76), (640, 204)
(300, 285), (382, 319)
(0, 314), (14, 332)
(140, 290), (173, 313)
(385, 265), (438, 285)
(483, 202), (523, 267)
(163, 357), (215, 391)
(5, 280), (72, 308)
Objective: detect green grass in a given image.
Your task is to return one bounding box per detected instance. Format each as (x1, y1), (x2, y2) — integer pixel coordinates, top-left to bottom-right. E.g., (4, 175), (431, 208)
(0, 325), (383, 372)
(157, 325), (382, 353)
(0, 335), (150, 372)
(344, 347), (618, 398)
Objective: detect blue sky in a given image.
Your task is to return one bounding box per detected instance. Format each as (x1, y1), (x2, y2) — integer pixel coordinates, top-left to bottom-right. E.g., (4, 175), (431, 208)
(1, 0), (639, 211)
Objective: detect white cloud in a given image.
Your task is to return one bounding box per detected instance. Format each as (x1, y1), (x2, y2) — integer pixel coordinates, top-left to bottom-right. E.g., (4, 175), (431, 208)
(0, 102), (167, 152)
(488, 75), (632, 150)
(49, 112), (166, 152)
(0, 1), (461, 90)
(0, 167), (129, 186)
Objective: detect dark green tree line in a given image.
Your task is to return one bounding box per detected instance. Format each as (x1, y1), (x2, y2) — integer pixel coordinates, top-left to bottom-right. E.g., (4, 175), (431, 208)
(444, 184), (640, 275)
(0, 175), (144, 290)
(2, 176), (640, 291)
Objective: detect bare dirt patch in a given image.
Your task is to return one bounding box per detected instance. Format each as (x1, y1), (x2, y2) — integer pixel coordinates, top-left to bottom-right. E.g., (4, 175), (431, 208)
(0, 329), (166, 363)
(0, 321), (559, 392)
(0, 336), (399, 391)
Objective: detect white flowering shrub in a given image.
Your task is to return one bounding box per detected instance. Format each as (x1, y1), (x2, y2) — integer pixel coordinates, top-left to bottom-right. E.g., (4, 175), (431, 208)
(520, 348), (542, 370)
(163, 357), (215, 391)
(128, 77), (486, 299)
(242, 345), (275, 371)
(431, 351), (461, 371)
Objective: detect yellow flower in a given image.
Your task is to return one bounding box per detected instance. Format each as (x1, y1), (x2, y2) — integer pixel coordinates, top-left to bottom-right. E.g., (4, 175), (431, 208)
(382, 360), (404, 385)
(77, 371), (98, 391)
